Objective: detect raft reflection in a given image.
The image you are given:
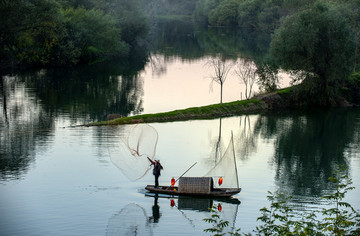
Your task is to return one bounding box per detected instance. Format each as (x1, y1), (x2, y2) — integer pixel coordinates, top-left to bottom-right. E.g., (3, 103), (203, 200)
(106, 193), (241, 236)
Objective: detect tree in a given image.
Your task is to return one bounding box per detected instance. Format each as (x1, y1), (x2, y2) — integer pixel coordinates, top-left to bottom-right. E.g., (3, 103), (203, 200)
(194, 0), (220, 25)
(0, 0), (149, 69)
(256, 60), (279, 92)
(203, 165), (360, 235)
(0, 0), (62, 67)
(94, 0), (148, 45)
(234, 58), (258, 99)
(270, 1), (355, 106)
(237, 0), (283, 32)
(208, 0), (239, 26)
(206, 56), (234, 103)
(58, 7), (129, 64)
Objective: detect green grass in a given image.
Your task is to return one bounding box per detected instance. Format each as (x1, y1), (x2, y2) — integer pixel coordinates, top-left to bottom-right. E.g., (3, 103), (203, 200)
(91, 98), (264, 126)
(277, 87), (292, 95)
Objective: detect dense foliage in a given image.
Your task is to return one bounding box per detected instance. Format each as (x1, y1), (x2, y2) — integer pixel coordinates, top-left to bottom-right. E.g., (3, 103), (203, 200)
(2, 0), (360, 106)
(193, 0), (360, 106)
(270, 1), (355, 106)
(0, 0), (147, 69)
(204, 165), (360, 235)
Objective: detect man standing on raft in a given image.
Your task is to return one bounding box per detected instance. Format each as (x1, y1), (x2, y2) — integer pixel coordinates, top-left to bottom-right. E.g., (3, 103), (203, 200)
(147, 157), (163, 188)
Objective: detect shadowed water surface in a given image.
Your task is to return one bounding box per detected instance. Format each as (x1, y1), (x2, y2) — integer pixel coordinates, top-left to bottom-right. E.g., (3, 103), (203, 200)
(1, 25), (359, 235)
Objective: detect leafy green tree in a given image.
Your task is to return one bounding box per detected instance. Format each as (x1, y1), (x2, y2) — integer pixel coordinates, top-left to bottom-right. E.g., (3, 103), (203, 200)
(94, 0), (148, 45)
(343, 72), (360, 104)
(203, 206), (230, 235)
(334, 0), (360, 72)
(203, 165), (360, 235)
(194, 0), (220, 25)
(208, 0), (239, 26)
(0, 0), (149, 69)
(256, 59), (279, 92)
(0, 0), (61, 67)
(320, 165), (360, 235)
(57, 0), (97, 8)
(270, 1), (355, 106)
(237, 0), (283, 32)
(58, 7), (128, 64)
(256, 191), (302, 235)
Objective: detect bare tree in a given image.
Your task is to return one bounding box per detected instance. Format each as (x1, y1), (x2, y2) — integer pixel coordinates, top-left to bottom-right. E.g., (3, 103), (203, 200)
(234, 58), (258, 100)
(207, 56), (234, 103)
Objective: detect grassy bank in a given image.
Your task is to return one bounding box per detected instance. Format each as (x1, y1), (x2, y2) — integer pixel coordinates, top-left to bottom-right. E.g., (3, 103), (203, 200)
(89, 84), (358, 126)
(91, 98), (265, 126)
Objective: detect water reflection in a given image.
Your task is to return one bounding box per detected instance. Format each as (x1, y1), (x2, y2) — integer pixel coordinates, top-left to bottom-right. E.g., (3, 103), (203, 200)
(106, 194), (241, 235)
(149, 195), (161, 223)
(236, 115), (258, 161)
(19, 60), (146, 122)
(0, 76), (54, 180)
(148, 17), (271, 62)
(252, 109), (360, 196)
(210, 118), (225, 164)
(106, 203), (153, 236)
(1, 16), (359, 235)
(0, 57), (147, 180)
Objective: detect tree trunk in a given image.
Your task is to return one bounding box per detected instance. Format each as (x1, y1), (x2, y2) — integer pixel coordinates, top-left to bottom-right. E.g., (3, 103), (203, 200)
(220, 82), (223, 103)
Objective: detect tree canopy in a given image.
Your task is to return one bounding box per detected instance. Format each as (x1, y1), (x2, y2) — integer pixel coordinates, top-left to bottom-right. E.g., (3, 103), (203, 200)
(0, 0), (148, 69)
(270, 1), (355, 105)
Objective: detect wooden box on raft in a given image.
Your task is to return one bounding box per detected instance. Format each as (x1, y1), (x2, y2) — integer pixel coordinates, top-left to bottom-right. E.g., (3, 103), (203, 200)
(178, 177), (213, 194)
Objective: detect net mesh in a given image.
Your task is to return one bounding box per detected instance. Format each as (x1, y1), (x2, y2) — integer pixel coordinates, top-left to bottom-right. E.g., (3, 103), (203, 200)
(204, 135), (239, 189)
(108, 123), (158, 181)
(106, 203), (152, 236)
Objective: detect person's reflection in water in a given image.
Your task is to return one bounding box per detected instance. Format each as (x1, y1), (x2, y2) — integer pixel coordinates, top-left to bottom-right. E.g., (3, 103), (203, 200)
(148, 195), (161, 223)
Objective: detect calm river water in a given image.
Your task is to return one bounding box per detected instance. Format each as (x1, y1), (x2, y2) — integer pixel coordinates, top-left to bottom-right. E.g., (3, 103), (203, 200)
(1, 54), (360, 236)
(1, 23), (360, 235)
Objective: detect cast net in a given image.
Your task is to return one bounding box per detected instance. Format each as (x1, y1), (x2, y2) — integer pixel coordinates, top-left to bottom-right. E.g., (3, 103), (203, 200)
(107, 123), (158, 181)
(204, 133), (239, 189)
(106, 203), (152, 236)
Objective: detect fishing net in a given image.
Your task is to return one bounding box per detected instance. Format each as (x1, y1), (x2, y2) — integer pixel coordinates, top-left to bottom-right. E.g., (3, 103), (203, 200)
(106, 203), (152, 236)
(204, 134), (239, 189)
(214, 201), (240, 234)
(108, 123), (158, 181)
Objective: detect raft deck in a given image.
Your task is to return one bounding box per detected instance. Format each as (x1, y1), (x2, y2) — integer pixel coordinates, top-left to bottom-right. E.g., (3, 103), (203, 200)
(145, 177), (241, 197)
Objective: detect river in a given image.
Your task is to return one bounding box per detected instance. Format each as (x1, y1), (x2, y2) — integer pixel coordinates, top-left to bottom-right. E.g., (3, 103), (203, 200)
(1, 24), (359, 235)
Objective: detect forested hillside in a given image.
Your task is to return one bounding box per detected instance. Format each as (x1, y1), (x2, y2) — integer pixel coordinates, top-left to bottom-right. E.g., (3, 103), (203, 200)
(2, 0), (359, 106)
(0, 0), (147, 69)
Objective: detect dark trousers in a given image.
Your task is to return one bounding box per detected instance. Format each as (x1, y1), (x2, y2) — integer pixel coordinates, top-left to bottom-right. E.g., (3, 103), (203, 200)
(154, 174), (160, 187)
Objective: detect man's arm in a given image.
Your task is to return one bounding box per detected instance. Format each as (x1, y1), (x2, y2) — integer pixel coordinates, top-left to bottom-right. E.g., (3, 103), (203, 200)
(147, 156), (154, 165)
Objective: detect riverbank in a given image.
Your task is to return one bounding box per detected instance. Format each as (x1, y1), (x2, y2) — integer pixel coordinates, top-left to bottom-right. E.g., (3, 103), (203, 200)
(89, 88), (295, 126)
(89, 84), (359, 126)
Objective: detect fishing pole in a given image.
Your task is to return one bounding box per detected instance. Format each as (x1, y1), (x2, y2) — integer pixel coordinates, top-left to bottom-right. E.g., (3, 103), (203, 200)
(175, 162), (197, 183)
(166, 162), (197, 189)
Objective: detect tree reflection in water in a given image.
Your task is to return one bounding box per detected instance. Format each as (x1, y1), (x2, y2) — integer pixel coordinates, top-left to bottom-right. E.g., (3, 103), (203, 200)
(252, 109), (360, 197)
(236, 115), (258, 161)
(0, 76), (53, 180)
(0, 56), (147, 181)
